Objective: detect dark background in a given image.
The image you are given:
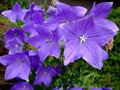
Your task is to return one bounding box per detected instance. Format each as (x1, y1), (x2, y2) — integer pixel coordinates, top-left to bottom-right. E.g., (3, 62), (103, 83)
(29, 0), (120, 11)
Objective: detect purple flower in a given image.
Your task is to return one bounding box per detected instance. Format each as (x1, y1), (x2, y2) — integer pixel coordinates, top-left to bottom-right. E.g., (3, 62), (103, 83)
(0, 53), (31, 81)
(45, 2), (87, 27)
(1, 2), (27, 22)
(34, 66), (58, 87)
(45, 2), (88, 49)
(63, 15), (116, 69)
(5, 38), (23, 54)
(28, 25), (60, 62)
(11, 82), (33, 90)
(69, 87), (84, 90)
(23, 3), (44, 23)
(4, 28), (27, 43)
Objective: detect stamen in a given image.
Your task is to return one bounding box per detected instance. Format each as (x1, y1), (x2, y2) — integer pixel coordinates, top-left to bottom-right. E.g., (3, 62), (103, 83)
(46, 39), (53, 44)
(79, 35), (87, 43)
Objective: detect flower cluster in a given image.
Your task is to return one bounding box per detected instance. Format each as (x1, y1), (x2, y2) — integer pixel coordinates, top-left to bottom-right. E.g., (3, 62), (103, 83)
(0, 1), (118, 90)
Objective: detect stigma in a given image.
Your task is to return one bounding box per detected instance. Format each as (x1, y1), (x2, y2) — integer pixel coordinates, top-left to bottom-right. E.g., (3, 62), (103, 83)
(79, 35), (87, 43)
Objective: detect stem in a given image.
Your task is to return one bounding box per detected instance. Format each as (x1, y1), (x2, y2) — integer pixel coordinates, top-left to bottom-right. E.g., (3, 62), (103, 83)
(44, 0), (47, 11)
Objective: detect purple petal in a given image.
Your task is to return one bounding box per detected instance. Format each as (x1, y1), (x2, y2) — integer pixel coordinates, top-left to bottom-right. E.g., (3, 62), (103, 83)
(90, 88), (102, 90)
(24, 50), (41, 69)
(46, 66), (58, 77)
(56, 2), (87, 21)
(29, 55), (41, 69)
(34, 25), (52, 38)
(1, 10), (17, 22)
(79, 14), (95, 35)
(27, 35), (44, 48)
(64, 40), (82, 65)
(12, 2), (22, 12)
(23, 3), (44, 23)
(56, 2), (71, 18)
(11, 82), (33, 90)
(4, 53), (31, 81)
(46, 6), (56, 16)
(50, 42), (60, 58)
(89, 2), (113, 19)
(96, 19), (119, 33)
(41, 72), (52, 87)
(87, 25), (116, 46)
(45, 15), (65, 24)
(31, 12), (44, 24)
(22, 21), (35, 33)
(38, 44), (51, 62)
(4, 28), (28, 43)
(102, 49), (108, 61)
(5, 38), (23, 54)
(90, 88), (112, 90)
(5, 61), (19, 80)
(102, 88), (112, 90)
(82, 41), (104, 70)
(0, 55), (16, 66)
(71, 6), (87, 20)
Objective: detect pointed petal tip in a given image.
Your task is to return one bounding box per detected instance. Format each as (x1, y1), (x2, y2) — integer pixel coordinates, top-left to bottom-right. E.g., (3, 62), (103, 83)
(12, 2), (21, 11)
(99, 2), (113, 7)
(14, 2), (21, 7)
(64, 59), (70, 66)
(14, 2), (19, 5)
(1, 11), (5, 15)
(110, 2), (113, 5)
(95, 62), (103, 70)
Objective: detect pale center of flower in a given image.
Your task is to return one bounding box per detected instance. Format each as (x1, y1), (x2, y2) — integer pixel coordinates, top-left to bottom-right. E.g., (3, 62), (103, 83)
(79, 35), (87, 43)
(46, 39), (53, 44)
(18, 59), (24, 64)
(15, 43), (21, 48)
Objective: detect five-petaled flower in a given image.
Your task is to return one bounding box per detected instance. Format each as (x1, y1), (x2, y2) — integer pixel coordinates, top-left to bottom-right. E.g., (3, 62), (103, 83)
(0, 53), (31, 81)
(1, 2), (27, 22)
(63, 14), (116, 69)
(28, 25), (60, 62)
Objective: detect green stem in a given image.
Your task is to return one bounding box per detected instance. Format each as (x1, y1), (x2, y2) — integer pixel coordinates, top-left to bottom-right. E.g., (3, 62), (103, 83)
(44, 0), (47, 11)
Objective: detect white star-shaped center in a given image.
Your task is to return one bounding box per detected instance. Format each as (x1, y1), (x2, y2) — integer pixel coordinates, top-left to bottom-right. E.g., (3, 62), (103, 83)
(79, 35), (87, 43)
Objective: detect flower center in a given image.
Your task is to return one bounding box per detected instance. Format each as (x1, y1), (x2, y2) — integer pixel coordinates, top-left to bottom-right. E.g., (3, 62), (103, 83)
(46, 39), (53, 45)
(15, 43), (22, 48)
(18, 59), (24, 64)
(79, 35), (87, 43)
